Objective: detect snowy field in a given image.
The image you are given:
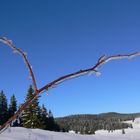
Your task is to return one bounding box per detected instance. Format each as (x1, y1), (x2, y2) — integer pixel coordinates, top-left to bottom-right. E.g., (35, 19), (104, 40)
(1, 118), (140, 140)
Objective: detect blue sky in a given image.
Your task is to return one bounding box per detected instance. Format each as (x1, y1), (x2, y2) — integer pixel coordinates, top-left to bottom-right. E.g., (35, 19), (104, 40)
(0, 0), (140, 117)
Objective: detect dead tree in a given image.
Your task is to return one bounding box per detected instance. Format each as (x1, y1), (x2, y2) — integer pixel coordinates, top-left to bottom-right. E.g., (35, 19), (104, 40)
(0, 37), (140, 134)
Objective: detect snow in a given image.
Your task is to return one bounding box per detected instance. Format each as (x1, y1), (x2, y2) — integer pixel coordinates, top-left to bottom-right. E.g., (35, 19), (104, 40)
(1, 118), (140, 140)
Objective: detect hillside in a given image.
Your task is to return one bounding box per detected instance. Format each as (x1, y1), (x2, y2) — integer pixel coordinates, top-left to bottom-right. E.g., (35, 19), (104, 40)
(1, 117), (140, 140)
(55, 112), (140, 134)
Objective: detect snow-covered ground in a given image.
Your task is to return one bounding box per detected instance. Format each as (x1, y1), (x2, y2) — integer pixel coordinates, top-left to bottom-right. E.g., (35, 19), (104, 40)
(1, 118), (140, 140)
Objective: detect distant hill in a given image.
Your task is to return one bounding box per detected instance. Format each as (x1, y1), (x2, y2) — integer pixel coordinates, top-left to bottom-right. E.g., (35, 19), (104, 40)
(98, 112), (140, 118)
(55, 112), (140, 134)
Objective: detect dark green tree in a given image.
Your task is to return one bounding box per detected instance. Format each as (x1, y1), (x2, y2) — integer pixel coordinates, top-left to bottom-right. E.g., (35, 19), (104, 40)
(40, 104), (49, 129)
(9, 94), (17, 118)
(9, 94), (19, 126)
(22, 85), (42, 128)
(40, 106), (60, 131)
(0, 91), (8, 125)
(47, 110), (60, 131)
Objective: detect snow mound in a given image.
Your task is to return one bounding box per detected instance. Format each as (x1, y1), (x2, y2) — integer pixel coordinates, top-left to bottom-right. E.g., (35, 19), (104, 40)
(1, 118), (140, 140)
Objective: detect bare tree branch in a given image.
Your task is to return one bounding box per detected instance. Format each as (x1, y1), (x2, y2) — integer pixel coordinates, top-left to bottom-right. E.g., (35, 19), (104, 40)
(38, 52), (140, 93)
(0, 37), (38, 93)
(0, 37), (140, 134)
(0, 93), (38, 134)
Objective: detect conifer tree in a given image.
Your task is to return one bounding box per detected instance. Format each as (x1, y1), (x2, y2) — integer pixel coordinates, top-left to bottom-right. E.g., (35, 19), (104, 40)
(0, 91), (8, 125)
(22, 85), (42, 128)
(9, 94), (19, 126)
(41, 104), (48, 118)
(40, 106), (60, 131)
(40, 104), (49, 129)
(9, 94), (17, 118)
(47, 110), (60, 131)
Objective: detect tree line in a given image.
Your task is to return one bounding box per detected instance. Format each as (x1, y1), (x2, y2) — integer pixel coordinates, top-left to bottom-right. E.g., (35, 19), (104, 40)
(0, 86), (60, 131)
(56, 113), (136, 134)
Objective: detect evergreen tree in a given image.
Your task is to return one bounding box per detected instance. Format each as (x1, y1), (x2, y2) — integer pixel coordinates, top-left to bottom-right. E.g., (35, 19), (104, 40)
(47, 110), (55, 130)
(0, 91), (8, 125)
(41, 104), (48, 118)
(40, 106), (60, 131)
(9, 94), (20, 126)
(47, 110), (60, 131)
(40, 104), (49, 129)
(22, 85), (42, 128)
(9, 94), (17, 118)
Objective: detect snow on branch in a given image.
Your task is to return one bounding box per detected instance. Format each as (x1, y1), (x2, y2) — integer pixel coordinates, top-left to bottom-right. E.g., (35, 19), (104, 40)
(0, 37), (38, 93)
(0, 36), (140, 134)
(38, 52), (140, 93)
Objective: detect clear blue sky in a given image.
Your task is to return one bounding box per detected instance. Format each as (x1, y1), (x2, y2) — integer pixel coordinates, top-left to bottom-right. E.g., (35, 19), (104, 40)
(0, 0), (140, 117)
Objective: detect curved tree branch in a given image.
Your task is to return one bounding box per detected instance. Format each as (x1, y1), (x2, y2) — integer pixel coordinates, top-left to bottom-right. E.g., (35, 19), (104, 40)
(38, 52), (140, 93)
(0, 37), (140, 133)
(0, 37), (38, 93)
